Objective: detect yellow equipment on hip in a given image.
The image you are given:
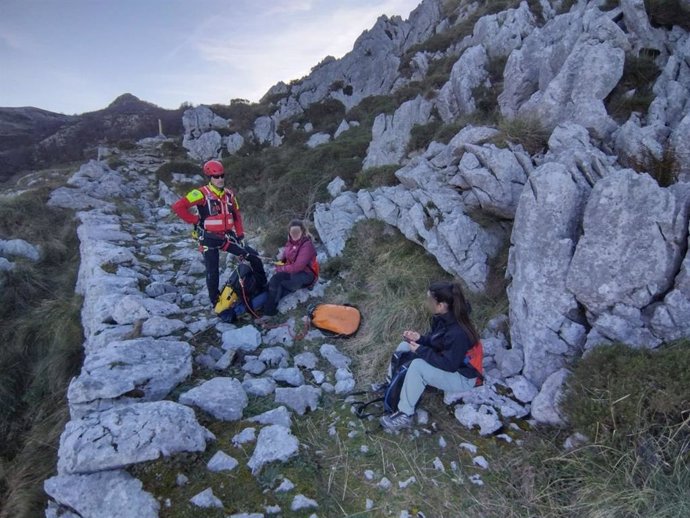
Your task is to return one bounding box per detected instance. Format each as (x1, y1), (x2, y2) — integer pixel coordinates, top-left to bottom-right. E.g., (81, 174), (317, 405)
(215, 285), (239, 314)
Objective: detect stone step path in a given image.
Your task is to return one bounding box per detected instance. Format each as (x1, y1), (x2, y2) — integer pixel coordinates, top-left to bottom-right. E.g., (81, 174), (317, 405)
(43, 141), (349, 518)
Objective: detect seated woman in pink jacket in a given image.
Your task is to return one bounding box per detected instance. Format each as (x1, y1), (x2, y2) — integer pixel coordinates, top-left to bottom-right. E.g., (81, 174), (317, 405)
(262, 219), (318, 316)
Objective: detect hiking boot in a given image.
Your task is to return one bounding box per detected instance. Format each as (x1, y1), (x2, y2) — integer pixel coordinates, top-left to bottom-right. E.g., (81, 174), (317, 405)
(380, 411), (413, 432)
(218, 310), (236, 324)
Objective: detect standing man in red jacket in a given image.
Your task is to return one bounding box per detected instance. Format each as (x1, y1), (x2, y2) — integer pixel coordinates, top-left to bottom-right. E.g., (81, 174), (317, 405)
(171, 159), (266, 307)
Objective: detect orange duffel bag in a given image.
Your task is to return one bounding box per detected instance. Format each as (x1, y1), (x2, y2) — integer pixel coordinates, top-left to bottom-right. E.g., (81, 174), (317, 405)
(308, 304), (361, 338)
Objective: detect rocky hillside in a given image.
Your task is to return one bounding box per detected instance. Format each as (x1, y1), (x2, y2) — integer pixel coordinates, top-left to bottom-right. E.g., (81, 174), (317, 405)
(2, 0), (689, 517)
(0, 94), (185, 181)
(182, 0), (690, 421)
(0, 107), (75, 179)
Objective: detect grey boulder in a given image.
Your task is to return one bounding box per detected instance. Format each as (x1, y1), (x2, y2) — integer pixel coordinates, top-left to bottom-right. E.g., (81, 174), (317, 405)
(67, 338), (192, 418)
(247, 424), (299, 475)
(57, 401), (213, 474)
(179, 377), (248, 421)
(44, 470), (159, 518)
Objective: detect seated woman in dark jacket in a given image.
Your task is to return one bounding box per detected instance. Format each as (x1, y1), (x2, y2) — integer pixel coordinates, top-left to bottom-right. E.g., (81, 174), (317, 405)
(262, 219), (318, 316)
(380, 280), (480, 432)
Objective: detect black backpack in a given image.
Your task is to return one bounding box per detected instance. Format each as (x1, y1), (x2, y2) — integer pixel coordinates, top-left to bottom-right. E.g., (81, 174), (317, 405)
(216, 261), (265, 320)
(229, 262), (262, 300)
(352, 350), (415, 418)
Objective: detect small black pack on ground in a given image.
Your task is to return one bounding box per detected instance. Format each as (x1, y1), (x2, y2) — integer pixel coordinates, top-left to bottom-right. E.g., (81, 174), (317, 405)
(352, 350), (415, 418)
(383, 350), (415, 413)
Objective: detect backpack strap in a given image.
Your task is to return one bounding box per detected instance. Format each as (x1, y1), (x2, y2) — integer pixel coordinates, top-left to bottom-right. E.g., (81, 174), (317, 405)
(351, 396), (385, 419)
(463, 357), (484, 379)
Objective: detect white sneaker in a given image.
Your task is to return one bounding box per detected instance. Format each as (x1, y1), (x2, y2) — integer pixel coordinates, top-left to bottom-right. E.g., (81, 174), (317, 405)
(380, 411), (413, 432)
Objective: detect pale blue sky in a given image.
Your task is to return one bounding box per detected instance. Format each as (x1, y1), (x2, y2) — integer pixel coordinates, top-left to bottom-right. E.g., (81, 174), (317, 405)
(0, 0), (421, 114)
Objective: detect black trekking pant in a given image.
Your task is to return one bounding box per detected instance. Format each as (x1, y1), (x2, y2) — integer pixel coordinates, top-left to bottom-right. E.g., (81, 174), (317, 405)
(262, 270), (314, 316)
(201, 233), (266, 305)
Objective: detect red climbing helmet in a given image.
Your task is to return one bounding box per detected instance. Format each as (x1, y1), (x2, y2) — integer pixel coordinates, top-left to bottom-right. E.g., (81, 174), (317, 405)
(203, 159), (224, 177)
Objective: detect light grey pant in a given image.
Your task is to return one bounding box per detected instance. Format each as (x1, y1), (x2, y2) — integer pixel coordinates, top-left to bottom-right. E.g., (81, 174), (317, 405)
(392, 341), (476, 415)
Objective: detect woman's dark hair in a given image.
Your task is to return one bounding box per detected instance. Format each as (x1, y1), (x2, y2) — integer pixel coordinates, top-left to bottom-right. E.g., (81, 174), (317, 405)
(428, 280), (479, 343)
(288, 218), (312, 240)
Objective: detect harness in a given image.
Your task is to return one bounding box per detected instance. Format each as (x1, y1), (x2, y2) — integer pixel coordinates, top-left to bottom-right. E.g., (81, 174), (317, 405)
(198, 185), (236, 235)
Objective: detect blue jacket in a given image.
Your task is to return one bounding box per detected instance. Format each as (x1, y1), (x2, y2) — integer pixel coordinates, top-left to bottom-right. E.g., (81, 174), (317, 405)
(416, 311), (476, 377)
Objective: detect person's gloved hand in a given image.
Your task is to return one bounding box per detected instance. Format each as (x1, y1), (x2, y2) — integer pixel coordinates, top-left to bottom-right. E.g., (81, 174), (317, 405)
(221, 237), (247, 258)
(226, 231), (243, 247)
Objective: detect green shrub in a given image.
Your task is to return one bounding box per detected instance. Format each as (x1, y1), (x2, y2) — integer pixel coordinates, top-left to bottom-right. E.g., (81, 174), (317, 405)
(346, 95), (399, 125)
(401, 0), (522, 70)
(492, 115), (550, 155)
(422, 54), (458, 91)
(645, 0), (690, 30)
(607, 90), (656, 123)
(393, 82), (426, 104)
(329, 79), (345, 92)
(408, 119), (465, 153)
(300, 98), (346, 133)
(106, 157), (126, 170)
(280, 123), (310, 147)
(354, 165), (400, 189)
(486, 421), (690, 517)
(116, 139), (136, 150)
(408, 120), (444, 152)
(159, 139), (186, 158)
(260, 91), (290, 106)
(221, 124), (372, 247)
(209, 100), (271, 133)
(606, 51), (661, 123)
(261, 224), (289, 257)
(319, 255), (347, 279)
(263, 131), (367, 215)
(563, 341), (690, 443)
(434, 120), (464, 142)
(622, 146), (680, 187)
(620, 52), (661, 87)
(473, 55), (508, 123)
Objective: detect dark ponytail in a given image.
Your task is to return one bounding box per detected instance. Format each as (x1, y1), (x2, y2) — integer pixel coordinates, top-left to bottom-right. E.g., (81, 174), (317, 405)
(428, 280), (479, 344)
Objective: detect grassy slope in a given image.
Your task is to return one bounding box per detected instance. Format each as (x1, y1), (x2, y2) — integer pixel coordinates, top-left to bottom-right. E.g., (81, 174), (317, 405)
(0, 168), (85, 518)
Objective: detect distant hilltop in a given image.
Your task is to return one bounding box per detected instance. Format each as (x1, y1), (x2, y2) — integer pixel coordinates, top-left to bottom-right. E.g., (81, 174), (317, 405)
(0, 93), (185, 181)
